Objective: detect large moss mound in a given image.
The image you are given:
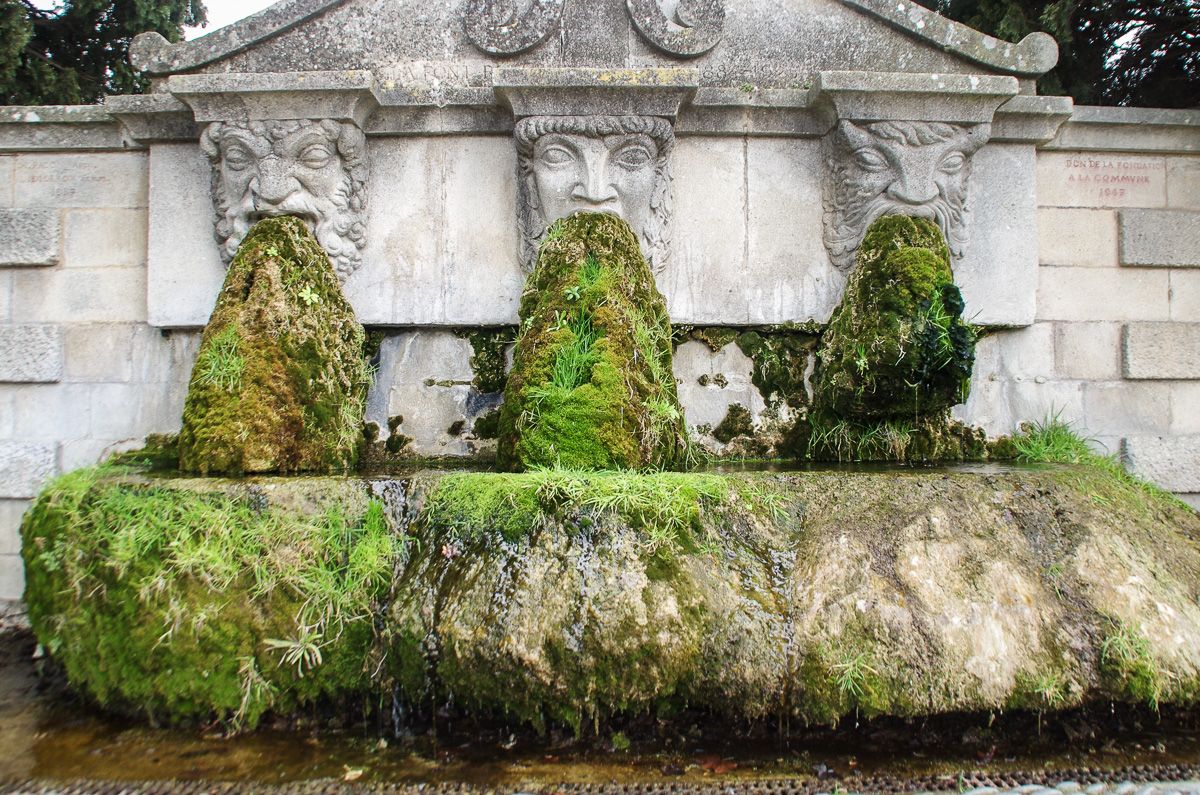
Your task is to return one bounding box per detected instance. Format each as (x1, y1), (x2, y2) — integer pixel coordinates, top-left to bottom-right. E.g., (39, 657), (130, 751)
(807, 216), (979, 461)
(497, 213), (689, 471)
(22, 463), (1200, 732)
(178, 217), (370, 475)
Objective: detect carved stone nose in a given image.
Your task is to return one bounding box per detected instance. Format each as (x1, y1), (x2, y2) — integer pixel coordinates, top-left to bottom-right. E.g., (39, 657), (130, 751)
(253, 157), (295, 206)
(572, 170), (619, 205)
(887, 175), (939, 205)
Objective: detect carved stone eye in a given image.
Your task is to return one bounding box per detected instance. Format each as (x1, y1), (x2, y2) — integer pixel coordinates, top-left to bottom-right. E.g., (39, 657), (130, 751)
(299, 144), (333, 169)
(539, 146), (574, 166)
(853, 148), (888, 172)
(612, 144), (653, 170)
(939, 152), (966, 175)
(223, 144), (253, 171)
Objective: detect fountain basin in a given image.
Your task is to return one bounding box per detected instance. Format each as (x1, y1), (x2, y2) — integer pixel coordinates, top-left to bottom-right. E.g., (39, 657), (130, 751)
(20, 464), (1200, 732)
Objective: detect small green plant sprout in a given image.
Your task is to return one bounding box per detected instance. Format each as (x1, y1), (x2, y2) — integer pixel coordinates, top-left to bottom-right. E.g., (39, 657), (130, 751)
(1031, 671), (1069, 709)
(611, 731), (631, 751)
(297, 284), (321, 306)
(264, 626), (324, 676)
(564, 285), (582, 302)
(542, 218), (566, 245)
(194, 326), (245, 392)
(1099, 619), (1165, 710)
(831, 651), (877, 701)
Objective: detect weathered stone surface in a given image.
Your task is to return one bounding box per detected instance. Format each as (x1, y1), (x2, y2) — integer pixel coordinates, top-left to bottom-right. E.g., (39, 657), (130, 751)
(11, 267), (147, 324)
(0, 325), (62, 383)
(1125, 435), (1200, 492)
(1171, 382), (1200, 435)
(1037, 208), (1116, 268)
(627, 0), (724, 57)
(31, 464), (1200, 729)
(0, 106), (123, 152)
(167, 71), (378, 125)
(1168, 156), (1200, 209)
(63, 209), (147, 268)
(1123, 322), (1200, 380)
(1037, 268), (1169, 323)
(463, 0), (564, 56)
(1081, 382), (1171, 437)
(0, 208), (58, 267)
(971, 323), (1055, 382)
(1119, 209), (1200, 268)
(1045, 107), (1200, 155)
(0, 499), (28, 556)
(14, 153), (146, 208)
(1036, 152), (1167, 209)
(498, 213), (688, 470)
(814, 71), (1016, 124)
(364, 331), (504, 458)
(0, 554), (21, 601)
(1054, 321), (1121, 380)
(673, 340), (768, 451)
(1173, 270), (1200, 322)
(12, 384), (91, 441)
(0, 441), (56, 499)
(178, 217), (370, 474)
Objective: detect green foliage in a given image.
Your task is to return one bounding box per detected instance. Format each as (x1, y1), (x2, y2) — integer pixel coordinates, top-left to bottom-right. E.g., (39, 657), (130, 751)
(498, 213), (690, 471)
(20, 467), (402, 729)
(925, 0), (1199, 108)
(1099, 619), (1163, 709)
(0, 0), (206, 105)
(178, 217), (371, 475)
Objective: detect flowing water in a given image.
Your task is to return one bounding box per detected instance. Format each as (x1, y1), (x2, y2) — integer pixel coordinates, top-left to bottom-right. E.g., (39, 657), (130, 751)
(4, 628), (1200, 789)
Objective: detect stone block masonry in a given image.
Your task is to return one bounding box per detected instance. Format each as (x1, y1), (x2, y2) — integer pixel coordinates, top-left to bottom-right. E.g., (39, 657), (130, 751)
(0, 208), (59, 266)
(1119, 209), (1200, 268)
(1123, 323), (1200, 380)
(0, 325), (62, 382)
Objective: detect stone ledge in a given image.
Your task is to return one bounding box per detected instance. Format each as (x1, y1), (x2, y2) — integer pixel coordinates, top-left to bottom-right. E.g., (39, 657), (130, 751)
(0, 209), (59, 267)
(1045, 106), (1200, 154)
(1123, 322), (1200, 380)
(0, 325), (63, 383)
(0, 442), (57, 499)
(1125, 435), (1200, 492)
(1119, 208), (1200, 267)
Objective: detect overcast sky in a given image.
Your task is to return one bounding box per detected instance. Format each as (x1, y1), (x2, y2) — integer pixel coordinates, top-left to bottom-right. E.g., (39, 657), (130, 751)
(186, 0), (276, 39)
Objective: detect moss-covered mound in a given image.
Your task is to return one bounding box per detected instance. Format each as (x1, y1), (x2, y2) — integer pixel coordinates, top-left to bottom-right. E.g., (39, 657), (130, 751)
(178, 217), (370, 475)
(497, 213), (689, 471)
(806, 216), (978, 461)
(23, 463), (1200, 732)
(20, 467), (399, 729)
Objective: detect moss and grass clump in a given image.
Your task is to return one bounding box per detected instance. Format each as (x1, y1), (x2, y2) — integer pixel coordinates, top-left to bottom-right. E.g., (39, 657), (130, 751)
(805, 216), (979, 462)
(20, 466), (404, 729)
(178, 217), (371, 475)
(497, 213), (690, 471)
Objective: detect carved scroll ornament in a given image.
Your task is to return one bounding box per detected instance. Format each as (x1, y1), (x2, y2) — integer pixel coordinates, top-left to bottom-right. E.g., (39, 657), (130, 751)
(515, 115), (675, 273)
(200, 119), (369, 280)
(463, 0), (565, 55)
(822, 120), (990, 272)
(626, 0), (725, 57)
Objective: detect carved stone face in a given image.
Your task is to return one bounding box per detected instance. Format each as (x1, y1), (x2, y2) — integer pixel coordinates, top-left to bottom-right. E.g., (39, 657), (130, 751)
(515, 116), (674, 272)
(200, 119), (369, 279)
(822, 120), (990, 271)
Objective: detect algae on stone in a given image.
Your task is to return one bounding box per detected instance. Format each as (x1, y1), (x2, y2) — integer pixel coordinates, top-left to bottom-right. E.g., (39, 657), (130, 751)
(178, 216), (370, 474)
(807, 216), (979, 461)
(497, 213), (689, 471)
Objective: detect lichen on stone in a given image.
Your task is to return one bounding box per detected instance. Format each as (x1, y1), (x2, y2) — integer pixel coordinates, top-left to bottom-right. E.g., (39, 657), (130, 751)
(177, 217), (371, 475)
(497, 213), (690, 471)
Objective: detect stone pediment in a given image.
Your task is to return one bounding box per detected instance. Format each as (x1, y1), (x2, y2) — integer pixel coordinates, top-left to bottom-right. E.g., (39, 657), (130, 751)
(131, 0), (1057, 86)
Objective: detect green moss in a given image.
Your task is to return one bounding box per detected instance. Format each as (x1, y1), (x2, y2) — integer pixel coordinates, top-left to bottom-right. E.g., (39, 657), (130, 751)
(805, 216), (979, 462)
(1099, 619), (1163, 708)
(472, 409), (501, 439)
(802, 414), (987, 463)
(177, 217), (370, 475)
(498, 214), (690, 471)
(108, 433), (180, 470)
(456, 328), (514, 394)
(20, 466), (403, 729)
(712, 403), (754, 444)
(676, 327), (819, 410)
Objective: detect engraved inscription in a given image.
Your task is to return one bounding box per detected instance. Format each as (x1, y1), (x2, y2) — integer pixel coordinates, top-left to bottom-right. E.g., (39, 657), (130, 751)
(1038, 153), (1167, 208)
(200, 119), (369, 279)
(822, 120), (990, 271)
(515, 115), (675, 273)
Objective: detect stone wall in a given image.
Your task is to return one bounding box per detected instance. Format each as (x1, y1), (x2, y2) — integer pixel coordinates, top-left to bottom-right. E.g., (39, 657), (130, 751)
(0, 104), (1196, 599)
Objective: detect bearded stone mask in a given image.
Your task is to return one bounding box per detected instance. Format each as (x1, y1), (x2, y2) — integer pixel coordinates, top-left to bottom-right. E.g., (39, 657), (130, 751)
(515, 115), (674, 273)
(200, 119), (369, 279)
(822, 120), (990, 272)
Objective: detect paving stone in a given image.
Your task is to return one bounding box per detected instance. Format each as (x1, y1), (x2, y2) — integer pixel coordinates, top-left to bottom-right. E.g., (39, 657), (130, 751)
(1119, 208), (1200, 268)
(0, 208), (59, 266)
(1037, 208), (1117, 268)
(0, 441), (57, 499)
(1123, 322), (1200, 380)
(0, 325), (62, 383)
(1125, 435), (1200, 492)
